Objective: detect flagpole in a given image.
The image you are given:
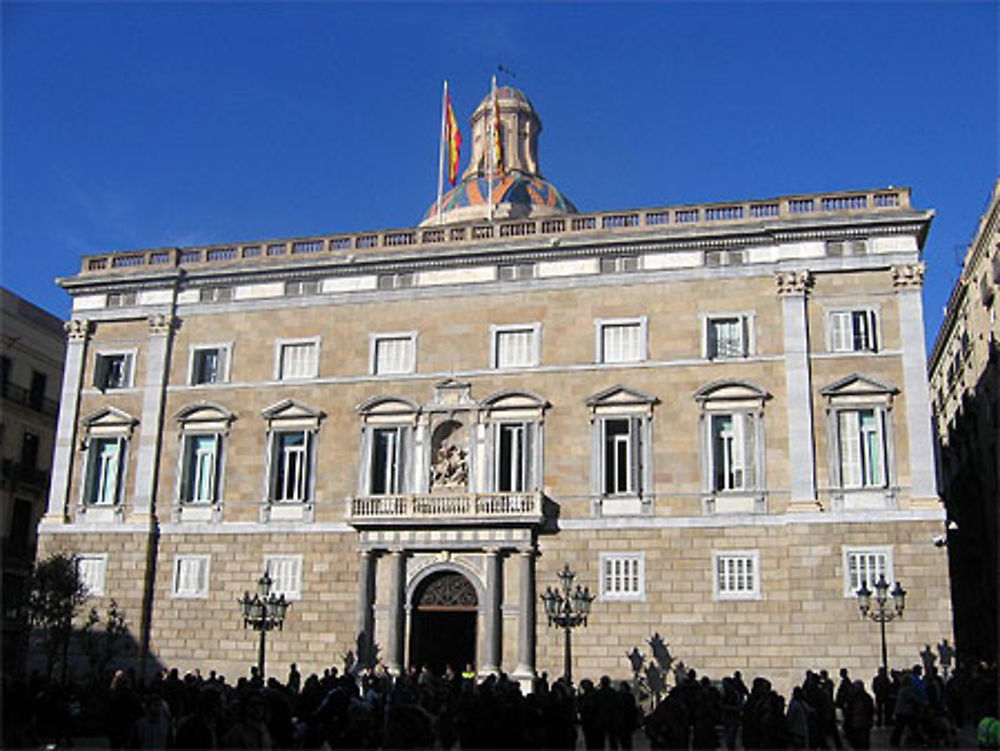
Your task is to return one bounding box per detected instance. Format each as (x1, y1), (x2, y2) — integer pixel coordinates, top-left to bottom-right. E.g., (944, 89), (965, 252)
(436, 80), (448, 226)
(487, 74), (496, 223)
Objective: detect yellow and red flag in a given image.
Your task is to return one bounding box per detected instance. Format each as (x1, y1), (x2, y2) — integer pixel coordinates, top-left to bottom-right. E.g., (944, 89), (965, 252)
(445, 92), (462, 185)
(492, 84), (505, 177)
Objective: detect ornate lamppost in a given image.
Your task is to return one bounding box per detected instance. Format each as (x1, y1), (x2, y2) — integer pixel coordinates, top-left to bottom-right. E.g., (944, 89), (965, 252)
(238, 571), (290, 679)
(540, 564), (595, 685)
(856, 574), (906, 677)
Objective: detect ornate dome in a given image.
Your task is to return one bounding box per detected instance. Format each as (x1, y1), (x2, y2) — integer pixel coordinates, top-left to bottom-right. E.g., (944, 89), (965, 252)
(420, 86), (577, 226)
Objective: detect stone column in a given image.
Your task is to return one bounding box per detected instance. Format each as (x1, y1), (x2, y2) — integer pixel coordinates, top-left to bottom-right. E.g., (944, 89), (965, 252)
(892, 263), (938, 504)
(513, 547), (537, 681)
(776, 271), (820, 510)
(130, 313), (176, 519)
(42, 318), (91, 524)
(482, 548), (503, 673)
(386, 549), (406, 676)
(355, 549), (376, 668)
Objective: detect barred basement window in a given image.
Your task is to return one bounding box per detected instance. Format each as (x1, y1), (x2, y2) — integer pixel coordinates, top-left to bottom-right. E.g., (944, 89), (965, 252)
(265, 555), (303, 600)
(173, 555), (210, 598)
(843, 547), (893, 597)
(76, 554), (108, 596)
(599, 553), (644, 600)
(714, 551), (760, 600)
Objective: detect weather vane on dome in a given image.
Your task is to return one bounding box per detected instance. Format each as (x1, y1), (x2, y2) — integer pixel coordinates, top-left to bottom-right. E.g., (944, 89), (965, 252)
(497, 64), (517, 81)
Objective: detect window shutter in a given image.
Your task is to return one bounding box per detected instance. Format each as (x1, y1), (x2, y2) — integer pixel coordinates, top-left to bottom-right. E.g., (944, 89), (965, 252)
(94, 357), (108, 389)
(831, 312), (850, 351)
(397, 427), (410, 494)
(523, 422), (535, 491)
(707, 322), (718, 359)
(123, 354), (134, 387)
(629, 417), (642, 496)
(838, 411), (862, 488)
(742, 413), (757, 489)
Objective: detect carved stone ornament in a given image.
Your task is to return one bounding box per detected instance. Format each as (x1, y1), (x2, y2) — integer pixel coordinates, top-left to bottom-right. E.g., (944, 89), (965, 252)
(148, 313), (177, 336)
(415, 572), (478, 609)
(430, 443), (468, 489)
(891, 262), (925, 289)
(775, 270), (813, 296)
(64, 318), (91, 342)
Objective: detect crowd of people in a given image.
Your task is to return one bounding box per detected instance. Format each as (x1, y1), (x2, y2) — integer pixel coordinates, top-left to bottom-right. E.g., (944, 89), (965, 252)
(2, 657), (997, 749)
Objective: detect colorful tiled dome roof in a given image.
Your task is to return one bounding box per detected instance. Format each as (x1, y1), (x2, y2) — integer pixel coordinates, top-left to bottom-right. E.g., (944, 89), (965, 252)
(423, 171), (578, 224)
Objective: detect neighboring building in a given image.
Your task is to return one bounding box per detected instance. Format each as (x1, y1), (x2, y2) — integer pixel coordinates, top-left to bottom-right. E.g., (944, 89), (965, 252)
(37, 87), (952, 692)
(928, 178), (999, 665)
(1, 288), (65, 674)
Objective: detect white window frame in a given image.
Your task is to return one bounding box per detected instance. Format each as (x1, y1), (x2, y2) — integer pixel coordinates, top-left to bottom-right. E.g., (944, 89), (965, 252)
(188, 343), (232, 386)
(179, 433), (222, 504)
(94, 350), (136, 391)
(491, 324), (541, 369)
(599, 552), (645, 601)
(172, 555), (210, 599)
(269, 429), (314, 503)
(275, 337), (320, 381)
(827, 307), (880, 353)
(709, 412), (758, 493)
(76, 553), (108, 596)
(493, 421), (528, 492)
(264, 555), (303, 600)
(595, 317), (648, 364)
(703, 313), (755, 360)
(368, 425), (406, 495)
(842, 546), (894, 598)
(84, 435), (127, 506)
(835, 407), (888, 489)
(713, 550), (761, 601)
(370, 332), (417, 376)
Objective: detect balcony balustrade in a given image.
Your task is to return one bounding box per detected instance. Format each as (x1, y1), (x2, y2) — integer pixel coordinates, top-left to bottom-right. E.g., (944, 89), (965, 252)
(348, 491), (543, 527)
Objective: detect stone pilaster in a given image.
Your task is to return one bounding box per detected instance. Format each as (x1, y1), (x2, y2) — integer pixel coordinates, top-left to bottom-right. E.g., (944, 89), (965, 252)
(130, 313), (176, 520)
(776, 271), (820, 510)
(482, 547), (503, 673)
(386, 549), (406, 675)
(892, 263), (939, 506)
(513, 547), (537, 682)
(42, 318), (91, 524)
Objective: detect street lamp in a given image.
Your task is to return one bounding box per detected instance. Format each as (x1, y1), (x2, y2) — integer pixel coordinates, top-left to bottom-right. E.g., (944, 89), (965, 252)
(238, 570), (290, 679)
(856, 574), (906, 677)
(540, 564), (595, 685)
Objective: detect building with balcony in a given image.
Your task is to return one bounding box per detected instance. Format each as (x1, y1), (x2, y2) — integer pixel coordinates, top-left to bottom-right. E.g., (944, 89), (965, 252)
(37, 87), (952, 691)
(928, 178), (999, 665)
(2, 287), (65, 674)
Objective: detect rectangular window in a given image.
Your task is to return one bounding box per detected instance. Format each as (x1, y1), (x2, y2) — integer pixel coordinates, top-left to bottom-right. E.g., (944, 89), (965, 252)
(191, 346), (228, 385)
(838, 409), (886, 488)
(76, 554), (108, 596)
(714, 551), (760, 599)
(598, 319), (646, 364)
(180, 434), (220, 504)
(29, 371), (47, 410)
(94, 353), (134, 390)
(830, 309), (878, 352)
(498, 263), (535, 281)
(603, 418), (641, 495)
(199, 286), (232, 303)
(843, 547), (893, 597)
(710, 413), (756, 491)
(0, 355), (10, 396)
(285, 279), (320, 297)
(600, 256), (639, 274)
(495, 422), (528, 492)
(493, 325), (539, 369)
(272, 431), (311, 502)
(173, 555), (210, 598)
(278, 340), (318, 380)
(21, 431), (40, 471)
(600, 553), (644, 600)
(265, 555), (303, 600)
(370, 427), (403, 495)
(373, 335), (416, 375)
(707, 316), (749, 359)
(85, 437), (125, 505)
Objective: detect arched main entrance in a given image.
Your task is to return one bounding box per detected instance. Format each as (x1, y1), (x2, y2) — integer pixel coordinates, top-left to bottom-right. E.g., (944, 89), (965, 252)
(409, 571), (477, 675)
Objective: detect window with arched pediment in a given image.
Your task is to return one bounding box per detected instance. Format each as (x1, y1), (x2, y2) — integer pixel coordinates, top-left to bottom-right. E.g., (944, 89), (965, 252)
(356, 397), (418, 497)
(413, 571), (478, 610)
(479, 390), (549, 494)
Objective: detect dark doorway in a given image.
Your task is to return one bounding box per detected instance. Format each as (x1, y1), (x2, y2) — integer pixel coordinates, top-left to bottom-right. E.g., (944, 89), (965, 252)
(409, 571), (477, 676)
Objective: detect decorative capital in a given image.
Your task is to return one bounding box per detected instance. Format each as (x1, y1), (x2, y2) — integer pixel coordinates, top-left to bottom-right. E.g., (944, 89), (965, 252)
(891, 262), (925, 289)
(775, 270), (813, 296)
(147, 313), (176, 337)
(64, 318), (91, 342)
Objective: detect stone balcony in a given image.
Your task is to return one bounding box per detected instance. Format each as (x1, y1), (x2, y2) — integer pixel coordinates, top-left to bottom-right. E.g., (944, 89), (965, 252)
(347, 491), (545, 529)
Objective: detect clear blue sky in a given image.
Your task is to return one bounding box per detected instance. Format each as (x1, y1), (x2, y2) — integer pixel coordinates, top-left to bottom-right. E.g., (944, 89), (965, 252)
(3, 2), (997, 352)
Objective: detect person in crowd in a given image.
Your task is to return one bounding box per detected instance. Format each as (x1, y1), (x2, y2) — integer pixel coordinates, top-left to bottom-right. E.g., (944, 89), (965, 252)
(872, 666), (891, 728)
(786, 686), (811, 750)
(843, 680), (875, 750)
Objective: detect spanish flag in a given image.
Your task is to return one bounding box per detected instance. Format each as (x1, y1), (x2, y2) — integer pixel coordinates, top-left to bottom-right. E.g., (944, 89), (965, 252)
(445, 92), (462, 186)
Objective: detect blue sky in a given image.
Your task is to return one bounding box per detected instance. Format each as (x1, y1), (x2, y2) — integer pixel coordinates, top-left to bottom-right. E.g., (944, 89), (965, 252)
(3, 2), (997, 352)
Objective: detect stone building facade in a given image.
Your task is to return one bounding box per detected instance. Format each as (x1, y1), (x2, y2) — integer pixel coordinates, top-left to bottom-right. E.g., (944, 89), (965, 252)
(37, 87), (952, 693)
(928, 178), (999, 664)
(2, 287), (65, 674)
